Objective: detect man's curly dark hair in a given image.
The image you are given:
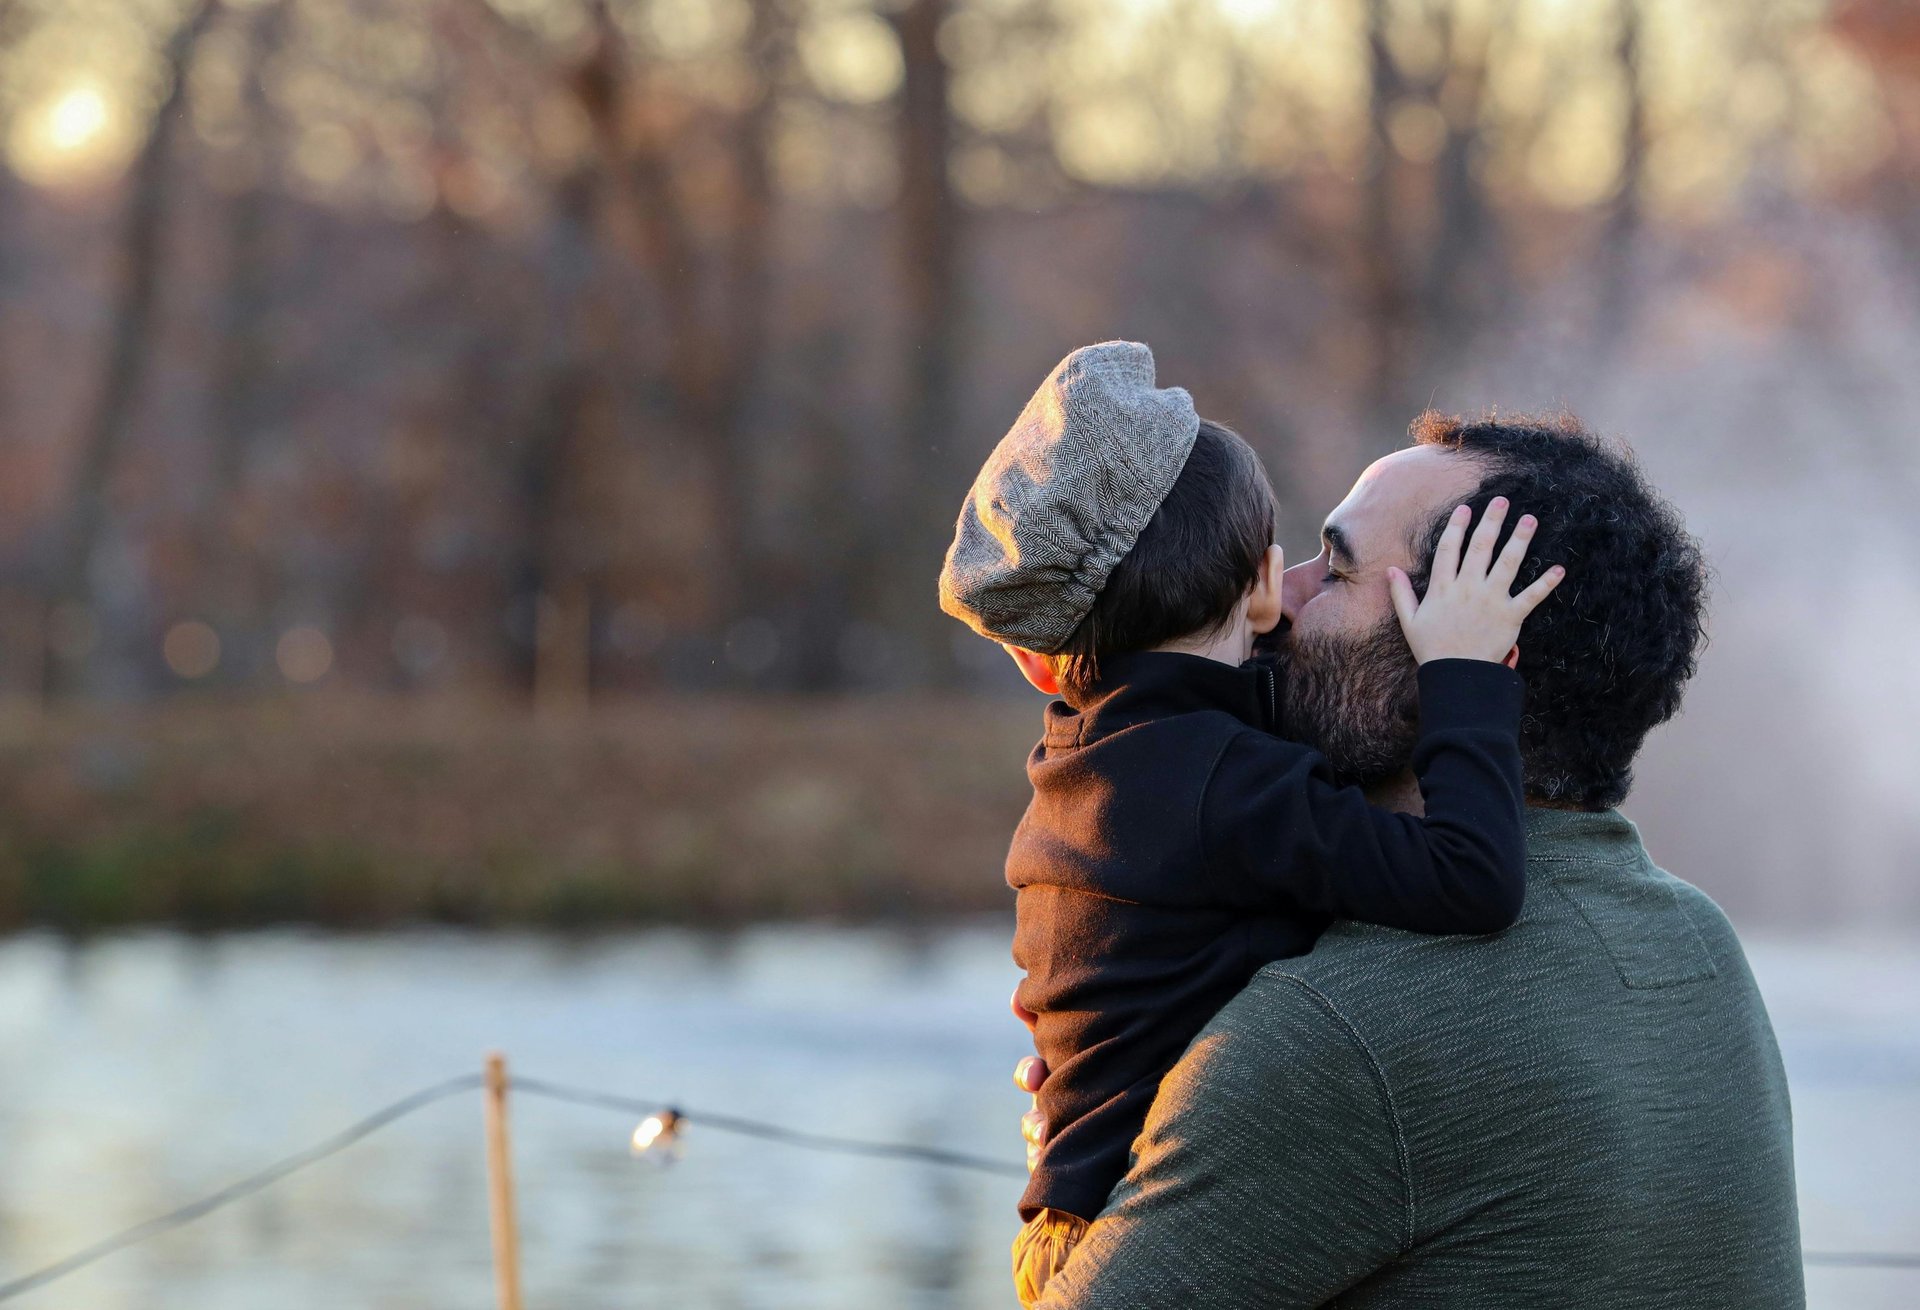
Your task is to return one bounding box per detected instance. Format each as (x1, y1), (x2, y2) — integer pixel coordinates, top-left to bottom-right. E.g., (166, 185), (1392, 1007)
(1407, 410), (1710, 811)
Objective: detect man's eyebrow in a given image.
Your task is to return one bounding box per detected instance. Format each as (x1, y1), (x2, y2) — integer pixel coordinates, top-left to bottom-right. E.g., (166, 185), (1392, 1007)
(1322, 523), (1357, 568)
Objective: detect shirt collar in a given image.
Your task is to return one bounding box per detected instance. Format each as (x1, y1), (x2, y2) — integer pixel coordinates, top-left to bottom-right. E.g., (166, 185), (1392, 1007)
(1043, 650), (1277, 747)
(1523, 806), (1645, 864)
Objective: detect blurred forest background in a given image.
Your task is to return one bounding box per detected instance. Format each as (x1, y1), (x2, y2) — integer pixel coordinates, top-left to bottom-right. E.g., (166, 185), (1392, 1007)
(0, 0), (1916, 929)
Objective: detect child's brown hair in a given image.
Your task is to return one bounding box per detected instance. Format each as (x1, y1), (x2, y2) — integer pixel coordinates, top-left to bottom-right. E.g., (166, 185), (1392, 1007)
(1047, 419), (1275, 703)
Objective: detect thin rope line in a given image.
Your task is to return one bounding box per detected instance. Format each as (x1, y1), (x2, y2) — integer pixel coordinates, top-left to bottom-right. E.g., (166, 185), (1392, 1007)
(0, 1069), (1911, 1304)
(0, 1073), (485, 1302)
(511, 1076), (1027, 1178)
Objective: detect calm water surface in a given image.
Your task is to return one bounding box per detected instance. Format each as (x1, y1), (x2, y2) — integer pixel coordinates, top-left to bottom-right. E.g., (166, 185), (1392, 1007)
(0, 925), (1913, 1309)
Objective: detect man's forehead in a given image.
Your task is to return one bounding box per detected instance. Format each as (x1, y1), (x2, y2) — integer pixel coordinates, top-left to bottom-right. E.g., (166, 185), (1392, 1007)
(1323, 445), (1485, 558)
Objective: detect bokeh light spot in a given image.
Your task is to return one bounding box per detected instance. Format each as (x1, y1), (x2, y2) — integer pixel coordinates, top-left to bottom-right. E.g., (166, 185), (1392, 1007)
(277, 626), (335, 684)
(798, 12), (904, 105)
(163, 622), (222, 680)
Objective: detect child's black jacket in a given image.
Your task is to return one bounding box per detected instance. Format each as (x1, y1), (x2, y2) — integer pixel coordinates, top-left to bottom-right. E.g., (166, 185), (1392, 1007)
(1011, 649), (1527, 1222)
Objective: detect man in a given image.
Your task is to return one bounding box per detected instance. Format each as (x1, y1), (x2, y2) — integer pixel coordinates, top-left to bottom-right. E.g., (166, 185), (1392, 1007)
(1017, 411), (1804, 1308)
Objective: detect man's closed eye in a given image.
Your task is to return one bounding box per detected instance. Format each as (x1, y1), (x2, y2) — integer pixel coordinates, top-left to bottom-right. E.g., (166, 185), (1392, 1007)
(1320, 524), (1359, 581)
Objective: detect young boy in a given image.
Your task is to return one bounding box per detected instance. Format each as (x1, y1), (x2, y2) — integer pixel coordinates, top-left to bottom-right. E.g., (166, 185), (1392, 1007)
(936, 342), (1565, 1307)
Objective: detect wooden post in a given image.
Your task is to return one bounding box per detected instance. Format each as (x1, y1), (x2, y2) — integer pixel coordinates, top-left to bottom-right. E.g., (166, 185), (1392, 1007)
(483, 1052), (525, 1310)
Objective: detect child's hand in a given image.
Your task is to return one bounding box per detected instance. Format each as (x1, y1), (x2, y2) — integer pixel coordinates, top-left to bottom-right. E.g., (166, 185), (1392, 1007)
(1015, 1054), (1050, 1174)
(1386, 497), (1566, 665)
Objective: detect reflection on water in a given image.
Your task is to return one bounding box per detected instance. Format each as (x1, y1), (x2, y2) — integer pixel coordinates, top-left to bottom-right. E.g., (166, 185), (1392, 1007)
(0, 925), (1913, 1309)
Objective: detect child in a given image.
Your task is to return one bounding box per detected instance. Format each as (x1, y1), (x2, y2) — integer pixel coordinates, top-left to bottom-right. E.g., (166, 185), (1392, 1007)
(936, 342), (1565, 1308)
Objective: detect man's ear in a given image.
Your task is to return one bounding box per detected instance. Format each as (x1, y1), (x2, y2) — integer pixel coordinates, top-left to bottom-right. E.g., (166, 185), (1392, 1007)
(1005, 645), (1062, 695)
(1245, 544), (1286, 635)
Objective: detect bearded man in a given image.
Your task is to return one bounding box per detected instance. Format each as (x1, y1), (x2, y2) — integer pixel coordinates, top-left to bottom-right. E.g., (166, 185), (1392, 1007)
(1018, 411), (1805, 1309)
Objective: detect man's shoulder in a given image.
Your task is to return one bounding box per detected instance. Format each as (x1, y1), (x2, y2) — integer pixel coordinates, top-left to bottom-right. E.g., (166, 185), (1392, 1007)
(1216, 846), (1770, 1074)
(1243, 894), (1551, 1004)
(1221, 918), (1505, 1058)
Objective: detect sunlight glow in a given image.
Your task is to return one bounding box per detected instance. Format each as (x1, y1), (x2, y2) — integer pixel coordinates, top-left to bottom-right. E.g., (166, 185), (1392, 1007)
(9, 81), (132, 187)
(46, 86), (110, 153)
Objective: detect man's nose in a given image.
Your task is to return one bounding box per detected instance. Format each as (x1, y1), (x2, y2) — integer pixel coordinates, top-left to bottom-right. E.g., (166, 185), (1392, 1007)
(1280, 557), (1323, 626)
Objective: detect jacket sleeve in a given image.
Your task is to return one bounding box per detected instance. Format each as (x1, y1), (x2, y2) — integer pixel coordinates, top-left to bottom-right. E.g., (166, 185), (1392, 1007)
(1032, 973), (1407, 1309)
(1199, 658), (1527, 934)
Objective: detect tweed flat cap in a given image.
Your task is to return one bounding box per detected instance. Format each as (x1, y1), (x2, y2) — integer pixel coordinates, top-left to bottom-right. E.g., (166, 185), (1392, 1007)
(938, 341), (1199, 653)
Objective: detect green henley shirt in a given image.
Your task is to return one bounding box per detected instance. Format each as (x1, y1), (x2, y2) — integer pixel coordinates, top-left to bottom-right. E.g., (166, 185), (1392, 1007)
(1036, 807), (1804, 1309)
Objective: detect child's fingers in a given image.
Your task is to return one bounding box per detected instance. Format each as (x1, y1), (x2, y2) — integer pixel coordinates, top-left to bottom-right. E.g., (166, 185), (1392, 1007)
(1463, 497), (1509, 577)
(1512, 564), (1568, 613)
(1387, 565), (1419, 634)
(1022, 1106), (1047, 1146)
(1023, 1107), (1047, 1172)
(1490, 514), (1538, 589)
(1431, 504), (1471, 586)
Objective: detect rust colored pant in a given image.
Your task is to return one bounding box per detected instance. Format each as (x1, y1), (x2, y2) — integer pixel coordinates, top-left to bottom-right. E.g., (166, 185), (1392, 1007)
(1012, 1207), (1091, 1308)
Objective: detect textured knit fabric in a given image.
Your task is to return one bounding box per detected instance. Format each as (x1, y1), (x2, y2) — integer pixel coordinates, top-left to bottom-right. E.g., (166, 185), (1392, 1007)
(938, 341), (1200, 653)
(1033, 807), (1804, 1310)
(1014, 650), (1529, 1223)
(1014, 1208), (1090, 1309)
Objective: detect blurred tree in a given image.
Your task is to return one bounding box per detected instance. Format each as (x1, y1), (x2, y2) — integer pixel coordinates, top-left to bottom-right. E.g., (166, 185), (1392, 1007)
(0, 0), (19, 431)
(0, 0), (20, 700)
(715, 0), (787, 620)
(46, 0), (222, 696)
(1358, 0), (1414, 425)
(1833, 0), (1920, 270)
(0, 0), (1904, 704)
(458, 0), (800, 699)
(1354, 0), (1512, 434)
(1592, 0), (1648, 352)
(449, 0), (636, 704)
(194, 0), (293, 681)
(887, 0), (966, 683)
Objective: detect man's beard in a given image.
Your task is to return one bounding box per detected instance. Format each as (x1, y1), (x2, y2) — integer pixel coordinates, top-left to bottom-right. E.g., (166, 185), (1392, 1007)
(1272, 616), (1421, 789)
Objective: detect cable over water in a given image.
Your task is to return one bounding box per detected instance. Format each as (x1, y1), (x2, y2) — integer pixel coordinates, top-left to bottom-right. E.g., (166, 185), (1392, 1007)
(510, 1075), (1026, 1178)
(0, 1068), (1021, 1302)
(0, 1070), (1905, 1302)
(0, 1073), (486, 1302)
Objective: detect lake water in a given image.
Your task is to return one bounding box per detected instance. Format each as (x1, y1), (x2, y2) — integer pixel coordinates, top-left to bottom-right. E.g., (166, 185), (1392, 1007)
(0, 925), (1913, 1309)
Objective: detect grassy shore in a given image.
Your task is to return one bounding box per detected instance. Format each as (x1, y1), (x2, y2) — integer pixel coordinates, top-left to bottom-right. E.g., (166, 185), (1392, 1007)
(0, 694), (1037, 930)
